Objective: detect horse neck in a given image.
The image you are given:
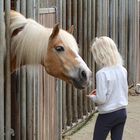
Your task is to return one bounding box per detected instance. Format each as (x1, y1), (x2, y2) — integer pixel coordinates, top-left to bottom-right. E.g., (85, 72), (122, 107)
(11, 21), (52, 72)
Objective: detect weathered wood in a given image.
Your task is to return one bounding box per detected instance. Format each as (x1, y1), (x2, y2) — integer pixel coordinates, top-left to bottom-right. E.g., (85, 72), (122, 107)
(11, 70), (21, 140)
(0, 1), (5, 139)
(26, 66), (33, 140)
(77, 0), (83, 119)
(62, 82), (67, 130)
(5, 1), (11, 139)
(72, 0), (78, 39)
(62, 0), (66, 29)
(97, 0), (103, 36)
(66, 84), (73, 126)
(67, 0), (72, 28)
(102, 0), (108, 35)
(72, 0), (78, 123)
(26, 0), (33, 18)
(83, 0), (88, 116)
(56, 80), (62, 140)
(118, 0), (127, 66)
(136, 0), (140, 83)
(87, 0), (92, 113)
(20, 67), (26, 140)
(20, 0), (26, 16)
(15, 0), (20, 12)
(72, 87), (78, 123)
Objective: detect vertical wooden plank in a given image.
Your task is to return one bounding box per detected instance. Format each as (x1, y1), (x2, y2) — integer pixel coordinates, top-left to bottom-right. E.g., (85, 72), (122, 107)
(26, 66), (33, 140)
(34, 66), (40, 140)
(71, 0), (78, 120)
(56, 79), (62, 140)
(20, 67), (26, 140)
(66, 84), (72, 126)
(83, 0), (88, 116)
(20, 0), (26, 16)
(91, 0), (96, 38)
(97, 0), (103, 36)
(62, 0), (66, 29)
(91, 0), (96, 111)
(136, 0), (140, 83)
(118, 0), (127, 66)
(87, 0), (92, 113)
(109, 0), (116, 41)
(66, 0), (72, 28)
(128, 0), (134, 84)
(72, 87), (78, 123)
(133, 0), (139, 84)
(115, 0), (119, 46)
(72, 0), (78, 39)
(66, 0), (73, 127)
(15, 0), (20, 12)
(77, 0), (83, 119)
(0, 1), (5, 139)
(34, 0), (39, 21)
(32, 67), (36, 140)
(102, 0), (108, 35)
(125, 0), (129, 70)
(11, 70), (21, 140)
(59, 0), (67, 131)
(26, 0), (33, 18)
(5, 0), (11, 139)
(39, 67), (43, 140)
(62, 81), (67, 130)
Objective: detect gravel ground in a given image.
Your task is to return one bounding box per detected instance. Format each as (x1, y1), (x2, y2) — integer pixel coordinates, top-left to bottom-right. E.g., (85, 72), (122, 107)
(64, 95), (140, 140)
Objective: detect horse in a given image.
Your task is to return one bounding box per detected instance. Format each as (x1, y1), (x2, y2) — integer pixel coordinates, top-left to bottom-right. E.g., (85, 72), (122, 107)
(10, 10), (92, 89)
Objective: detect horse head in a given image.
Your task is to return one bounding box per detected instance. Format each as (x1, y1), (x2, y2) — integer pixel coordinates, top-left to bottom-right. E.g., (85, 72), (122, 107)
(43, 24), (92, 89)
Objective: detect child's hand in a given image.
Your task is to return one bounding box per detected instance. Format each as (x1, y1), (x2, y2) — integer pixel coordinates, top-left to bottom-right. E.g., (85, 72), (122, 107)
(86, 94), (94, 98)
(89, 89), (96, 95)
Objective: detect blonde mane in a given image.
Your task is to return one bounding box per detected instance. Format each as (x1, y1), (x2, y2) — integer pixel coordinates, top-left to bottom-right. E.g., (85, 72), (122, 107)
(10, 11), (79, 67)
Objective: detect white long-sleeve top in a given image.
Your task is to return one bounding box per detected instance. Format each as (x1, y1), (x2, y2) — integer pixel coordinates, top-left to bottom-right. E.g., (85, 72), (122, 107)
(90, 65), (128, 114)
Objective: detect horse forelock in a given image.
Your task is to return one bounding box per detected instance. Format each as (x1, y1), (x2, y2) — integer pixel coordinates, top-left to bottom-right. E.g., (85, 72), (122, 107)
(59, 30), (79, 53)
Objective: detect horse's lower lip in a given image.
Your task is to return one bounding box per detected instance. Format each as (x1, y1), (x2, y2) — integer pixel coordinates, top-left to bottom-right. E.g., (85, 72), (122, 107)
(71, 78), (88, 89)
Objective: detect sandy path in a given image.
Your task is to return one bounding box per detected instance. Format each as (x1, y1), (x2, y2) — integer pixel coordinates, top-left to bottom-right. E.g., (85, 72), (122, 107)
(64, 95), (140, 140)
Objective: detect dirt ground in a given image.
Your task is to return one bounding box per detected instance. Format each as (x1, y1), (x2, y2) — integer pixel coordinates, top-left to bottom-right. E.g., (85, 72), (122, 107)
(64, 95), (140, 140)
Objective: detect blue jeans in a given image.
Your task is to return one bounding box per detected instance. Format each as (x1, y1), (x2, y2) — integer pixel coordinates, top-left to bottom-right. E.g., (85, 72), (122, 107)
(93, 108), (127, 140)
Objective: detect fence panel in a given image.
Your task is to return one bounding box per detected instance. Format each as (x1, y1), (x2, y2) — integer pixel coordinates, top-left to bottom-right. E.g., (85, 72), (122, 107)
(59, 0), (96, 135)
(10, 7), (58, 140)
(0, 1), (5, 140)
(57, 0), (140, 135)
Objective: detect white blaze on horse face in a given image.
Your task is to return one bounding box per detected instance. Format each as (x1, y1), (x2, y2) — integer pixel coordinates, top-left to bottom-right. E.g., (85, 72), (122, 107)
(67, 49), (92, 83)
(75, 53), (92, 80)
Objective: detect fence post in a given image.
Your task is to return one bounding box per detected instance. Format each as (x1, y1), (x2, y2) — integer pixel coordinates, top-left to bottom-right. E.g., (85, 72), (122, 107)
(77, 0), (83, 119)
(26, 0), (34, 18)
(0, 1), (5, 140)
(5, 0), (12, 140)
(20, 0), (26, 16)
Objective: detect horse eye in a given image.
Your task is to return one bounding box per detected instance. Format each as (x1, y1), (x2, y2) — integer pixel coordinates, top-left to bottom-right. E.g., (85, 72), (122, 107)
(55, 46), (65, 52)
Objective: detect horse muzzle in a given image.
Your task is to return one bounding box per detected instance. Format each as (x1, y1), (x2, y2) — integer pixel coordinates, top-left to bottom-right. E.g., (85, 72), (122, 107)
(70, 68), (92, 89)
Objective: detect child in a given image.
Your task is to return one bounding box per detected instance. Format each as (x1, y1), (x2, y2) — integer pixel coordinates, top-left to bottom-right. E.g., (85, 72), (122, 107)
(88, 36), (128, 140)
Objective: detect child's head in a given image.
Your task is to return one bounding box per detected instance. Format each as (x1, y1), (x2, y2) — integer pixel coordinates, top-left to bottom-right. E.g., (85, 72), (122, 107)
(91, 36), (123, 67)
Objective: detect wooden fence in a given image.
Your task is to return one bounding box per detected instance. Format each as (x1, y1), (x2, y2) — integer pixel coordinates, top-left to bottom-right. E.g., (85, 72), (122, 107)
(10, 6), (60, 140)
(57, 0), (140, 135)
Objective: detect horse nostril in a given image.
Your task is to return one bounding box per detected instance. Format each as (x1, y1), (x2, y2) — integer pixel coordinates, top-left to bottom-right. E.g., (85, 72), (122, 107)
(80, 70), (87, 80)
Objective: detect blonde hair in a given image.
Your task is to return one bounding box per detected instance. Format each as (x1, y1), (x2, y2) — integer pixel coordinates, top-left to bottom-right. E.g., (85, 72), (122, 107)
(91, 36), (123, 67)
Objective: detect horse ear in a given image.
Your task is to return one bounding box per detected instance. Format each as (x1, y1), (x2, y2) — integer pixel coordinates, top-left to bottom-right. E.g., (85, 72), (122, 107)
(50, 23), (60, 39)
(67, 25), (74, 34)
